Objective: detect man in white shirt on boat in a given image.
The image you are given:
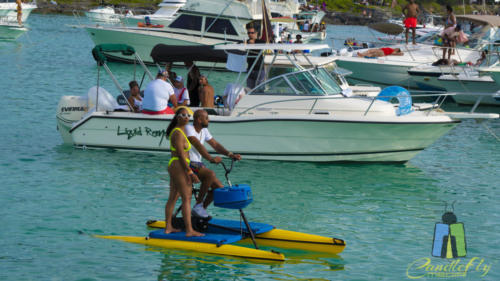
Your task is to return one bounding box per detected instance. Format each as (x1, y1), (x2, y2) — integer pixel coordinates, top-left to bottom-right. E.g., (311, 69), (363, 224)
(142, 69), (178, 115)
(186, 109), (241, 218)
(173, 76), (190, 106)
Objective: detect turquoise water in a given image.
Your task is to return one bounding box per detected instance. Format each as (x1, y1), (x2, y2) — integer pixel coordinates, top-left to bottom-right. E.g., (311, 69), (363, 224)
(1, 14), (499, 280)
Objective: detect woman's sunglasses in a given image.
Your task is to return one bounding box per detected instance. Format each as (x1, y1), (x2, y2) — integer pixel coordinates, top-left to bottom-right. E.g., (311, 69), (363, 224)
(179, 113), (191, 118)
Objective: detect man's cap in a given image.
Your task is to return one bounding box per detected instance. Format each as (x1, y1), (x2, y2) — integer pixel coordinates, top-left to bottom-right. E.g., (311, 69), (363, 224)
(158, 68), (168, 76)
(175, 76), (183, 82)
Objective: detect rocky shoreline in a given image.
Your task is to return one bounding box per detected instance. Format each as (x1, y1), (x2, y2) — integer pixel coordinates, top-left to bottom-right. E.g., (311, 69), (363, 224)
(33, 1), (395, 26)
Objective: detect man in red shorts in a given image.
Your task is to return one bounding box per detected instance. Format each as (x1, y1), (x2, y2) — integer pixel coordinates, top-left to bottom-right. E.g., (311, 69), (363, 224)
(402, 0), (420, 45)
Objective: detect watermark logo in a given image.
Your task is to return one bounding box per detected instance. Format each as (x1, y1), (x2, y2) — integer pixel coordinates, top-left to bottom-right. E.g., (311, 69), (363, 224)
(431, 201), (466, 259)
(406, 202), (493, 279)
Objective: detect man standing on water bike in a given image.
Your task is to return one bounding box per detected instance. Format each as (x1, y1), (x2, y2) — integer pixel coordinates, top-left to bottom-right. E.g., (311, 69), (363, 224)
(186, 109), (241, 218)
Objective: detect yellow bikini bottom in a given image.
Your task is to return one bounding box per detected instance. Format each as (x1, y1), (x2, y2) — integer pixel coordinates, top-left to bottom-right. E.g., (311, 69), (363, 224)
(168, 157), (190, 167)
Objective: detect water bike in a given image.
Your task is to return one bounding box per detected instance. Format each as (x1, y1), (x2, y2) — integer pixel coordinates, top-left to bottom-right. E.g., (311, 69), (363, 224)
(96, 160), (345, 261)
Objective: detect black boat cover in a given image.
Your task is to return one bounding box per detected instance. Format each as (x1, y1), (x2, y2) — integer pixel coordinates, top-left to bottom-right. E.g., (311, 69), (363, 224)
(151, 44), (229, 63)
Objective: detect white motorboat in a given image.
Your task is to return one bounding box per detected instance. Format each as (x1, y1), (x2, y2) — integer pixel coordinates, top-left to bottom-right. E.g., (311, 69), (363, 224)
(0, 0), (36, 23)
(85, 6), (121, 23)
(56, 44), (498, 163)
(336, 15), (499, 89)
(121, 0), (186, 27)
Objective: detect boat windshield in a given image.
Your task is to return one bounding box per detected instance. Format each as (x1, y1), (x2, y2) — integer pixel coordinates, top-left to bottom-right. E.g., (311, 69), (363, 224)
(249, 67), (342, 96)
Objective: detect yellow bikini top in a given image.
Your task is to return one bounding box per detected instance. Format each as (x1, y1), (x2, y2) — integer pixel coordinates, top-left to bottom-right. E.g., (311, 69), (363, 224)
(169, 127), (191, 152)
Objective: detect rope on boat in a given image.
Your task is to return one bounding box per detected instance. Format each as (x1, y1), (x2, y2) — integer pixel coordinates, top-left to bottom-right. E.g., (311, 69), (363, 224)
(481, 122), (500, 142)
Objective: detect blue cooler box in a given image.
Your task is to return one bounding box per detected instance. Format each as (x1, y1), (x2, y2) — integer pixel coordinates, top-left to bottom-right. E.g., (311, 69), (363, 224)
(214, 184), (253, 209)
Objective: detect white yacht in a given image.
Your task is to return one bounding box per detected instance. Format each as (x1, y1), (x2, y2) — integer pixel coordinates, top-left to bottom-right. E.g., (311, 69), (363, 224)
(55, 44), (498, 162)
(0, 0), (36, 23)
(336, 15), (498, 89)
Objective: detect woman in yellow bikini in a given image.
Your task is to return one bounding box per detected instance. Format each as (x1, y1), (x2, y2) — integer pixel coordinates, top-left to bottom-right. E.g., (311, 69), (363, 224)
(164, 107), (204, 237)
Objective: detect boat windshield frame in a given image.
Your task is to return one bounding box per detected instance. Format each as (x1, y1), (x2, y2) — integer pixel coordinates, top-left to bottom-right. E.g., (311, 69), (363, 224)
(248, 67), (343, 96)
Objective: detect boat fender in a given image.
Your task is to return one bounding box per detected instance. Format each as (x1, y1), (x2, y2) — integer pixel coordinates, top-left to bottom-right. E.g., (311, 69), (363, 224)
(376, 86), (413, 116)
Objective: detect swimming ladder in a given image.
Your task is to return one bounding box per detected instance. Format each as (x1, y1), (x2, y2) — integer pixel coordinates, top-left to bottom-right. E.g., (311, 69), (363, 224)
(168, 127), (191, 167)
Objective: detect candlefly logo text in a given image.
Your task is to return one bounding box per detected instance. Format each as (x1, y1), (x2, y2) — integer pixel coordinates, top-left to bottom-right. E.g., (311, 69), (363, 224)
(406, 202), (492, 279)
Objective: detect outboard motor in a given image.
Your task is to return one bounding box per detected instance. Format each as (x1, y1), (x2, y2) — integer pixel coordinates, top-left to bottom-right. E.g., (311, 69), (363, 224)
(56, 95), (88, 144)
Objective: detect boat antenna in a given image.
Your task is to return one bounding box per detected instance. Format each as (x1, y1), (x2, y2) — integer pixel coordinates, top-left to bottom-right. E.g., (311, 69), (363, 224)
(96, 64), (100, 111)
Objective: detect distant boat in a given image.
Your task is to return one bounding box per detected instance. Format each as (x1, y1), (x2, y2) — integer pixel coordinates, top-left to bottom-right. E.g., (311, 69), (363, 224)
(121, 0), (187, 27)
(85, 6), (121, 23)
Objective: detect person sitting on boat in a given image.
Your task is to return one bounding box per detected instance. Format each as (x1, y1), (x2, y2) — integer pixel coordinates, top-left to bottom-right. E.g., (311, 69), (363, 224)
(127, 80), (143, 113)
(164, 106), (204, 237)
(186, 109), (241, 218)
(145, 16), (152, 27)
(246, 24), (265, 89)
(173, 76), (190, 106)
(185, 61), (201, 107)
(142, 69), (178, 115)
(311, 23), (319, 32)
(303, 20), (310, 32)
(356, 48), (404, 57)
(320, 22), (326, 32)
(199, 76), (214, 108)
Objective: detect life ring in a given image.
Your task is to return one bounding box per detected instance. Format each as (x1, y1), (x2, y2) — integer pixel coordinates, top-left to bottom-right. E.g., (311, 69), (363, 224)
(376, 86), (413, 116)
(137, 22), (164, 28)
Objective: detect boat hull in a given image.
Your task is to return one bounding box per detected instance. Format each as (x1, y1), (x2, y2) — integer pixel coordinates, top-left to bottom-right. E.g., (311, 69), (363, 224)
(147, 220), (346, 254)
(61, 112), (459, 162)
(336, 58), (420, 89)
(0, 24), (27, 39)
(438, 77), (500, 105)
(95, 235), (285, 261)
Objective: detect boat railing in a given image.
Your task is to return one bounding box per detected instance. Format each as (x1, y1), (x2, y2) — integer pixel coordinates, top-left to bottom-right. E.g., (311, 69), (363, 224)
(0, 15), (19, 25)
(235, 91), (462, 117)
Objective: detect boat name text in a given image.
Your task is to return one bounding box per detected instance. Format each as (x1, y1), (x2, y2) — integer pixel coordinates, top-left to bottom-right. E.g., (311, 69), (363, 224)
(117, 126), (166, 140)
(406, 257), (492, 279)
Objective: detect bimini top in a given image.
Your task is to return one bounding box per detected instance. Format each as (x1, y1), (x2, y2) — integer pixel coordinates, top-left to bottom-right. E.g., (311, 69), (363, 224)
(214, 43), (330, 51)
(92, 44), (135, 65)
(456, 15), (500, 27)
(150, 44), (228, 63)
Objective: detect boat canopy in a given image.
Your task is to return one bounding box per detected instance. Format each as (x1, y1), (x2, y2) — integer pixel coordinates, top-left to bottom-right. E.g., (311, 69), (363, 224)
(92, 44), (135, 65)
(150, 44), (228, 63)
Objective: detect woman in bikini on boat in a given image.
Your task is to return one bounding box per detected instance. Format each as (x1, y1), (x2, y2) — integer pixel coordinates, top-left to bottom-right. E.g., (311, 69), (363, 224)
(164, 107), (204, 237)
(357, 48), (404, 57)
